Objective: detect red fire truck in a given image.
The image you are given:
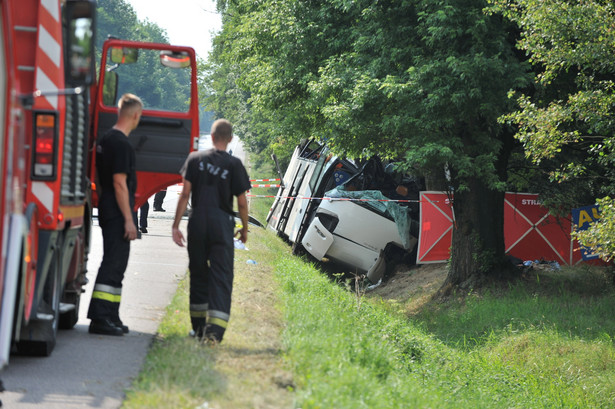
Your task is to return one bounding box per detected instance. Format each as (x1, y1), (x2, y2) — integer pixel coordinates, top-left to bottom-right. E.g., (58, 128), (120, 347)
(0, 0), (199, 366)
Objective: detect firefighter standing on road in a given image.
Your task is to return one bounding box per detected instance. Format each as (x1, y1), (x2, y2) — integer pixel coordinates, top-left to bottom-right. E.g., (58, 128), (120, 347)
(88, 93), (143, 336)
(172, 119), (251, 343)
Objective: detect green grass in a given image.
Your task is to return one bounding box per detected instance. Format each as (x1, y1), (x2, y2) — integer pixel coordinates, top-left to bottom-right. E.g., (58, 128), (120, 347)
(122, 226), (293, 408)
(414, 266), (615, 347)
(122, 152), (615, 408)
(276, 254), (615, 408)
(122, 278), (224, 409)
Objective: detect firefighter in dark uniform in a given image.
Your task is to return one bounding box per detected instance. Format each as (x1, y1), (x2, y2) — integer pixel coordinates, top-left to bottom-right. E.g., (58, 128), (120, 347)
(88, 93), (143, 336)
(172, 119), (251, 343)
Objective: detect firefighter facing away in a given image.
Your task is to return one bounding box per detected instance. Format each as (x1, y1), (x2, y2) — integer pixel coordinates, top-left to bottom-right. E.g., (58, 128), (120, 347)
(172, 119), (251, 342)
(88, 93), (142, 336)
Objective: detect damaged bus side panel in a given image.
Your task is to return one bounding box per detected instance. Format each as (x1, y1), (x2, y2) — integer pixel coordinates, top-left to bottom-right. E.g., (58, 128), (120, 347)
(267, 140), (422, 284)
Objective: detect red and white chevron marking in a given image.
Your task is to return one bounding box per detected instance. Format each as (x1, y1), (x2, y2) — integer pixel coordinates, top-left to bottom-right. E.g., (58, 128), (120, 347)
(31, 0), (65, 214)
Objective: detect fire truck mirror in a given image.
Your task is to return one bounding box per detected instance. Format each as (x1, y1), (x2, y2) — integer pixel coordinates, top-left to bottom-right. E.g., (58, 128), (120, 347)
(65, 0), (96, 86)
(110, 47), (139, 65)
(159, 50), (192, 69)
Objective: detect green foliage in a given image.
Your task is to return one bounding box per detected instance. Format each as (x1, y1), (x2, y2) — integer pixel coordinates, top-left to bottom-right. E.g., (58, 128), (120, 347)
(108, 48), (191, 112)
(575, 197), (615, 262)
(202, 1), (323, 157)
(204, 1), (533, 172)
(491, 0), (615, 259)
(96, 0), (192, 113)
(203, 0), (539, 279)
(96, 0), (141, 47)
(247, 154), (278, 224)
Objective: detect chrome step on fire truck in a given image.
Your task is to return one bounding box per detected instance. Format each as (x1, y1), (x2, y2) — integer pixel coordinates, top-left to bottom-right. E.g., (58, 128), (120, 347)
(0, 0), (199, 371)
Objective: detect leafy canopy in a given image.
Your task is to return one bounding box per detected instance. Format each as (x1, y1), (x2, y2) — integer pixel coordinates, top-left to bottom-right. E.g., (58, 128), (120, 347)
(206, 0), (533, 193)
(97, 0), (192, 113)
(491, 0), (615, 259)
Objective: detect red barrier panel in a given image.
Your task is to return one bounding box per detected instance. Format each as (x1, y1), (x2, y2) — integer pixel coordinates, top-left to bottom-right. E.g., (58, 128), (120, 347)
(417, 192), (597, 265)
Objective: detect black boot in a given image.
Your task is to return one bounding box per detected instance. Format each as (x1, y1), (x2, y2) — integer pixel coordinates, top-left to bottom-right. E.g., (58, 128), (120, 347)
(89, 319), (124, 336)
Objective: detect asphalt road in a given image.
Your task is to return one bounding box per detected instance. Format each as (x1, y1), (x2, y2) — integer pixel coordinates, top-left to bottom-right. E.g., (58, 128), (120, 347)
(0, 190), (188, 408)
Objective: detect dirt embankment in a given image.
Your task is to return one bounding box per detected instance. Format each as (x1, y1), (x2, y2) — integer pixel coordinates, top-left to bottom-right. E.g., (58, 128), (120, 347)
(364, 263), (448, 312)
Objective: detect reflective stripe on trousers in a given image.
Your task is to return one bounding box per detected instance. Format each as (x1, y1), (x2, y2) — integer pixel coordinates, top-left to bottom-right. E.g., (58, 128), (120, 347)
(187, 208), (235, 341)
(87, 215), (129, 321)
(190, 305), (229, 331)
(92, 284), (122, 303)
(190, 303), (208, 318)
(207, 309), (230, 329)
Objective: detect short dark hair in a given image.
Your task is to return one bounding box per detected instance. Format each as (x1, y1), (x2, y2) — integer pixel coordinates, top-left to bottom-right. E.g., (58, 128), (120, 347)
(118, 93), (143, 116)
(211, 119), (232, 142)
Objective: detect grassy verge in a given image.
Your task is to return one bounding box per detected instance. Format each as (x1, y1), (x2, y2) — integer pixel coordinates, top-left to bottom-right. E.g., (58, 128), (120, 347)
(122, 154), (615, 408)
(122, 226), (294, 409)
(278, 256), (615, 408)
(123, 223), (615, 408)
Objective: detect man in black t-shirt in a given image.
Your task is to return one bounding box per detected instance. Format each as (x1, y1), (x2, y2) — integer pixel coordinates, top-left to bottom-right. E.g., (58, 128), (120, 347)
(172, 119), (251, 343)
(88, 93), (143, 336)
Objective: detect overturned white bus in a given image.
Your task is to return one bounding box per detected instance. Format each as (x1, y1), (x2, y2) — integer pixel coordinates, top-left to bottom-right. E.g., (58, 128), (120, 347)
(266, 139), (422, 284)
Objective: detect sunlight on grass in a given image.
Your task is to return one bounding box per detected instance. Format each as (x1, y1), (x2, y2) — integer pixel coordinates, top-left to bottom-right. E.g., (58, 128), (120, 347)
(122, 155), (615, 408)
(123, 223), (615, 408)
(124, 157), (292, 409)
(123, 279), (225, 409)
(275, 253), (615, 408)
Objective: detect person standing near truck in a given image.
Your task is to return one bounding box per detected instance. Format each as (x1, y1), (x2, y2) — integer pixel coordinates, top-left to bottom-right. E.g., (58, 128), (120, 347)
(153, 189), (166, 212)
(88, 93), (143, 336)
(172, 119), (251, 343)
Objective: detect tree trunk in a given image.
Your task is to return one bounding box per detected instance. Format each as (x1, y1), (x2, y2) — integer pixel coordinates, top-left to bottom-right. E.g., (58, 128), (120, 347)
(443, 176), (507, 290)
(423, 165), (448, 191)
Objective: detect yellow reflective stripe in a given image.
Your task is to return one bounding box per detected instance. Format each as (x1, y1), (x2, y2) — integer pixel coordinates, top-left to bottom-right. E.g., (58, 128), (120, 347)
(208, 309), (230, 321)
(190, 310), (208, 318)
(92, 291), (121, 303)
(208, 317), (228, 329)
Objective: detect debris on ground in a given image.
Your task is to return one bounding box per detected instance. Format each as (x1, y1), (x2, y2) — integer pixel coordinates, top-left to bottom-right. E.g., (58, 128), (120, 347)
(522, 259), (561, 271)
(234, 238), (248, 250)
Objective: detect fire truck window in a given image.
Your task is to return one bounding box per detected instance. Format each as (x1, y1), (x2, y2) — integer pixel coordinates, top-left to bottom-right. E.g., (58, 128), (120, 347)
(104, 47), (192, 113)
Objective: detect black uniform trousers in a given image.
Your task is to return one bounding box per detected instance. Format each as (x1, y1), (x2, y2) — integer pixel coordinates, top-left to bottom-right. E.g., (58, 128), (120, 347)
(87, 215), (129, 322)
(187, 207), (235, 341)
(131, 201), (149, 231)
(154, 190), (166, 209)
(139, 201), (149, 229)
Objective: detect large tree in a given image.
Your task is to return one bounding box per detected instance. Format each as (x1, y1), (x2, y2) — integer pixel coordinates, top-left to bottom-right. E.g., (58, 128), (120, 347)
(96, 0), (191, 113)
(206, 0), (534, 288)
(492, 0), (615, 261)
